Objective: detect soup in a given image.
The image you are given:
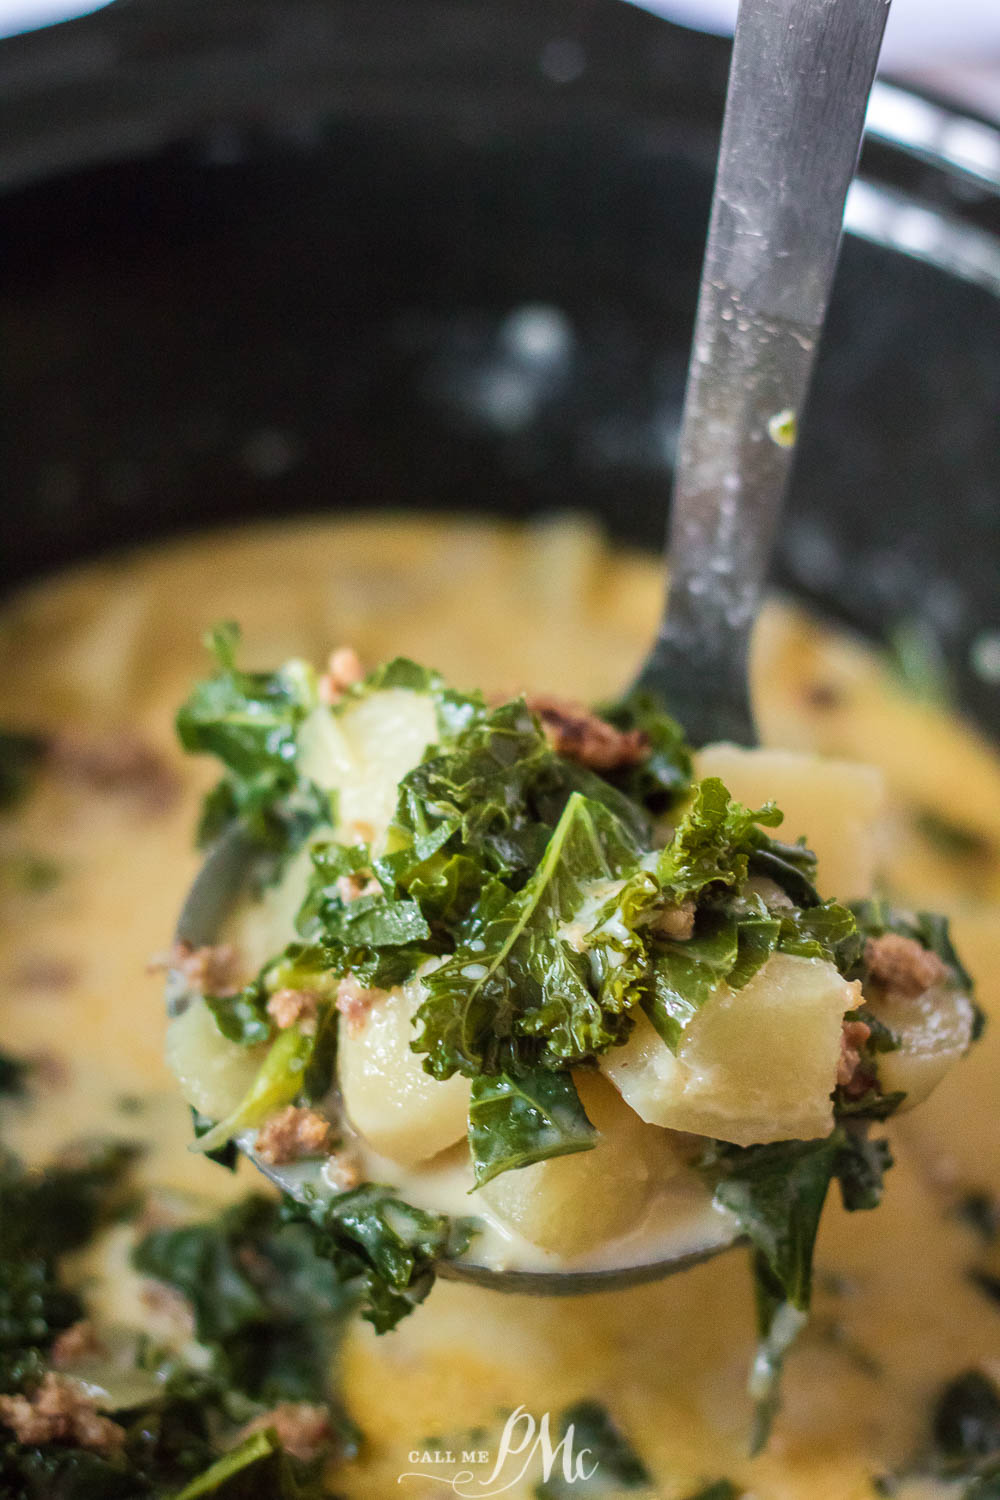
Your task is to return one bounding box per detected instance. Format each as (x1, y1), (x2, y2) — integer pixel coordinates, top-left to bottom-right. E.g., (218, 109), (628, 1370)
(2, 513), (999, 1498)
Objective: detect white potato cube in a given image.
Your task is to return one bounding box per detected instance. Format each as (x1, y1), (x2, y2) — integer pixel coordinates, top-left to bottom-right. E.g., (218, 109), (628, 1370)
(339, 980), (470, 1167)
(479, 1071), (685, 1257)
(870, 981), (976, 1110)
(601, 953), (860, 1146)
(694, 743), (885, 901)
(165, 997), (267, 1120)
(298, 688), (439, 847)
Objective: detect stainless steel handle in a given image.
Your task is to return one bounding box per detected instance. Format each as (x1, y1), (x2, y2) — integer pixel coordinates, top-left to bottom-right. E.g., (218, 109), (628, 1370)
(637, 0), (892, 746)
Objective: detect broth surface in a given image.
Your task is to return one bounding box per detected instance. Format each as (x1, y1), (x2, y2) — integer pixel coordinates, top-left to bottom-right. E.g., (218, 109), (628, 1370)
(2, 514), (999, 1498)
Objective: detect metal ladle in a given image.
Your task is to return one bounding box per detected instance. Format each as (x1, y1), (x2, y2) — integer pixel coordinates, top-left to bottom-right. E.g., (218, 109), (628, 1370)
(171, 0), (891, 1293)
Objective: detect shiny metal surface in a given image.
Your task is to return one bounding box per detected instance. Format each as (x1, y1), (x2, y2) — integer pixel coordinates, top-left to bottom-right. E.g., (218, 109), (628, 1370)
(635, 0), (891, 746)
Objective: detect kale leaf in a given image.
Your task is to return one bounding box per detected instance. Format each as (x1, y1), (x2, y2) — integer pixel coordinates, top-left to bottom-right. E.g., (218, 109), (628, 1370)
(0, 1050), (32, 1099)
(468, 1068), (596, 1187)
(534, 1399), (651, 1497)
(176, 623), (329, 864)
(392, 699), (650, 894)
(595, 690), (692, 813)
(172, 1428), (327, 1499)
(283, 1185), (476, 1334)
(413, 792), (642, 1079)
(132, 1195), (353, 1406)
(656, 778), (784, 899)
(700, 1125), (893, 1451)
(0, 1143), (139, 1399)
(933, 1371), (1000, 1469)
(0, 1140), (140, 1262)
(205, 982), (272, 1047)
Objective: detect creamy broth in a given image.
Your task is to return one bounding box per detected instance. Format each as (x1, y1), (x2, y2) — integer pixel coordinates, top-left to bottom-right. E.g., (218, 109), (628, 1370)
(2, 514), (999, 1498)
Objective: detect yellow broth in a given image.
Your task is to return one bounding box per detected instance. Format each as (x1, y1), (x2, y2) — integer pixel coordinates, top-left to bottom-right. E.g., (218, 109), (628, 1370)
(1, 514), (999, 1498)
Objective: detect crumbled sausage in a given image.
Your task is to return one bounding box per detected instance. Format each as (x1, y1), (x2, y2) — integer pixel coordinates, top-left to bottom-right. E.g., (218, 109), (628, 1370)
(318, 646), (365, 704)
(865, 933), (950, 997)
(324, 1149), (362, 1192)
(837, 1018), (873, 1093)
(0, 1373), (125, 1455)
(525, 695), (650, 771)
(49, 1321), (103, 1368)
(335, 872), (382, 903)
(255, 1106), (331, 1165)
(335, 974), (384, 1037)
(267, 987), (320, 1036)
(649, 898), (697, 941)
(240, 1401), (333, 1463)
(158, 940), (241, 996)
(50, 730), (180, 813)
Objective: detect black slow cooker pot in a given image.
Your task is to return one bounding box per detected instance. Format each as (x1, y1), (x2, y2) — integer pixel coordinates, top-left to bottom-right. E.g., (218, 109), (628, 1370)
(2, 0), (998, 728)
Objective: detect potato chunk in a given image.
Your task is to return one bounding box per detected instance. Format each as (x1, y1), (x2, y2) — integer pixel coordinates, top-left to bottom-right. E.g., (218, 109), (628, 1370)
(230, 686), (440, 972)
(297, 688), (439, 846)
(338, 981), (470, 1167)
(479, 1071), (685, 1257)
(165, 997), (267, 1120)
(694, 744), (885, 900)
(601, 954), (860, 1146)
(869, 981), (976, 1110)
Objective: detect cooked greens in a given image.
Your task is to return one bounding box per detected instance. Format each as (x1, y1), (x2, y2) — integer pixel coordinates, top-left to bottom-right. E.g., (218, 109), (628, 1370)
(283, 1185), (476, 1334)
(533, 1399), (651, 1497)
(0, 1140), (345, 1497)
(176, 623), (329, 864)
(170, 641), (979, 1459)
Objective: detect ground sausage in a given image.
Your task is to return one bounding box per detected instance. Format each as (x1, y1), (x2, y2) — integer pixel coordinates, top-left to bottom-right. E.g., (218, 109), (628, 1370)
(865, 933), (949, 997)
(49, 1321), (103, 1368)
(837, 1018), (873, 1093)
(335, 974), (384, 1037)
(255, 1106), (331, 1165)
(267, 988), (320, 1036)
(318, 645), (365, 704)
(0, 1373), (125, 1455)
(525, 694), (649, 771)
(240, 1401), (333, 1462)
(159, 940), (241, 996)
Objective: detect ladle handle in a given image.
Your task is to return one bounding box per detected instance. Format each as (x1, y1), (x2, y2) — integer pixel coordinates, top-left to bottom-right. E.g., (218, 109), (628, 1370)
(636, 0), (891, 746)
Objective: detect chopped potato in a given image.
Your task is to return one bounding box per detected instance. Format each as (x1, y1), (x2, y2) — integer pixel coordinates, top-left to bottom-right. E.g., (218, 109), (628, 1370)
(870, 980), (977, 1109)
(479, 1071), (685, 1257)
(165, 996), (267, 1120)
(338, 980), (470, 1167)
(298, 688), (439, 847)
(694, 743), (885, 901)
(601, 954), (860, 1146)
